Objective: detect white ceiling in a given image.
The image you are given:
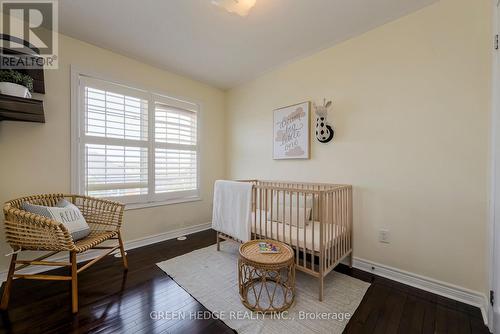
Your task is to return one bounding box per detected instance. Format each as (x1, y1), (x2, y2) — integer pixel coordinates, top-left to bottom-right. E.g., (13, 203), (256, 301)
(59, 0), (437, 89)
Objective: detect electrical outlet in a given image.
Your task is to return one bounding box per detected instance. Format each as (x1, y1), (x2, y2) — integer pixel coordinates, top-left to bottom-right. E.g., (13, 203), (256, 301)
(378, 229), (390, 243)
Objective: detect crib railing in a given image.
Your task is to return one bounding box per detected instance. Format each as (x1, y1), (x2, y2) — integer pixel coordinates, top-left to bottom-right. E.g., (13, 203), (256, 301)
(240, 180), (352, 300)
(322, 185), (353, 275)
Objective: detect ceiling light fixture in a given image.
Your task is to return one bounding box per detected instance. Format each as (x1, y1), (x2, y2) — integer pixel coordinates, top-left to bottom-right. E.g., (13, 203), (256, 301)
(212, 0), (256, 17)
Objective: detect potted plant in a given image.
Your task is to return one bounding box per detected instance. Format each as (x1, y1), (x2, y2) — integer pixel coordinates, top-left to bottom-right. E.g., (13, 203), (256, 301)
(0, 70), (34, 98)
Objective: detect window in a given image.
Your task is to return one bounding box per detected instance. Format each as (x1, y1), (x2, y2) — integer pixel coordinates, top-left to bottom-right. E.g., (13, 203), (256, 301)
(72, 73), (200, 207)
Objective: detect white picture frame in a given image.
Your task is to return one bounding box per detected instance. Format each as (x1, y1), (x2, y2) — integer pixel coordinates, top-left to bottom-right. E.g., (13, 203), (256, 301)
(273, 101), (310, 160)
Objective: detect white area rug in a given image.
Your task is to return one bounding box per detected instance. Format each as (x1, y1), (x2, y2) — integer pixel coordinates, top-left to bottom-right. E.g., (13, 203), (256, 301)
(156, 242), (370, 334)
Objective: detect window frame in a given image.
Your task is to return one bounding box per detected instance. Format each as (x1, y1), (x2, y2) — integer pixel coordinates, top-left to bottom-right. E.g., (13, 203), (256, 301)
(71, 67), (202, 210)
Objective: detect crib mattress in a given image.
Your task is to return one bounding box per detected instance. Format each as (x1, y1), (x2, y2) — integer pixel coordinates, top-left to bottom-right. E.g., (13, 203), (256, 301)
(251, 219), (347, 253)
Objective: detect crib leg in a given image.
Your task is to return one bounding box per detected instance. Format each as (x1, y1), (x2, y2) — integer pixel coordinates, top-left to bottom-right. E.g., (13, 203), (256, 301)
(319, 275), (324, 301)
(349, 252), (353, 269)
(216, 232), (220, 251)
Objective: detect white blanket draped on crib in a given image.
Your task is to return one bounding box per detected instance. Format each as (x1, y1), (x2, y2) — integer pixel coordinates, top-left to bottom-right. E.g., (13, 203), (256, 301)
(212, 180), (252, 242)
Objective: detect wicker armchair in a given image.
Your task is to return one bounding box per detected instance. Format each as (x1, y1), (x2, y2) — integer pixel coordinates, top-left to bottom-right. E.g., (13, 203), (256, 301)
(0, 194), (127, 313)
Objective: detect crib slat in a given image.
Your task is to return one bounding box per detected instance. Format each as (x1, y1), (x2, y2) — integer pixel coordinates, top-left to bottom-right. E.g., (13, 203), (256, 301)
(335, 190), (340, 264)
(270, 188), (273, 240)
(348, 188), (352, 253)
(253, 187), (256, 239)
(349, 187), (353, 253)
(311, 193), (315, 271)
(265, 188), (268, 240)
(317, 193), (319, 272)
(345, 188), (348, 255)
(325, 192), (329, 269)
(328, 192), (332, 267)
(274, 189), (278, 242)
(292, 192), (298, 266)
(342, 188), (346, 257)
(286, 190), (289, 246)
(332, 191), (336, 268)
(324, 192), (328, 269)
(259, 188), (263, 238)
(333, 192), (336, 268)
(331, 191), (334, 267)
(344, 188), (347, 254)
(323, 193), (327, 273)
(319, 192), (324, 287)
(302, 192), (306, 269)
(340, 189), (344, 257)
(345, 188), (348, 253)
(340, 189), (343, 262)
(330, 191), (335, 268)
(296, 192), (301, 267)
(276, 191), (286, 243)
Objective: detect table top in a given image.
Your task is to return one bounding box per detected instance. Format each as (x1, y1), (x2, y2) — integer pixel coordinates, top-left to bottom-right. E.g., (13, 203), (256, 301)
(239, 239), (294, 265)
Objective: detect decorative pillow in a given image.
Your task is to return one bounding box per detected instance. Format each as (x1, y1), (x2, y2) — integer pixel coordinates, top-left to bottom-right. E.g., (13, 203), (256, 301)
(267, 207), (312, 228)
(22, 199), (91, 241)
(271, 191), (313, 219)
(268, 191), (313, 226)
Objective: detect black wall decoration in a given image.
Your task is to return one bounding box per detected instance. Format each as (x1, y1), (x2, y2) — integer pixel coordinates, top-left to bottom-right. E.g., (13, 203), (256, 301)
(313, 99), (334, 143)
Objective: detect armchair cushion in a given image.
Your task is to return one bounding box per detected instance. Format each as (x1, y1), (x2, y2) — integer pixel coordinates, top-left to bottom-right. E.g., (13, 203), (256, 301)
(22, 200), (90, 241)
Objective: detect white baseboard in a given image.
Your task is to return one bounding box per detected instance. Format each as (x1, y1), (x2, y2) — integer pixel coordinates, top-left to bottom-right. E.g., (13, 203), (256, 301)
(0, 222), (212, 282)
(124, 222), (212, 251)
(353, 257), (489, 326)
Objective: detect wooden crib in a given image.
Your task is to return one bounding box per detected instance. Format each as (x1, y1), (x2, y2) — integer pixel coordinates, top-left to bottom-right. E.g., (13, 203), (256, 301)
(216, 180), (353, 301)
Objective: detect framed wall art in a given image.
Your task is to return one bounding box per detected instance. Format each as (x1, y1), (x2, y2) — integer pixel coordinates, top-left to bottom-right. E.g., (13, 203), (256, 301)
(273, 101), (310, 160)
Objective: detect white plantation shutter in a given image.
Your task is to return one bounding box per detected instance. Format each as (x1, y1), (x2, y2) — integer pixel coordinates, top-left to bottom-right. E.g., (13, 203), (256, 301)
(154, 101), (198, 198)
(74, 75), (199, 205)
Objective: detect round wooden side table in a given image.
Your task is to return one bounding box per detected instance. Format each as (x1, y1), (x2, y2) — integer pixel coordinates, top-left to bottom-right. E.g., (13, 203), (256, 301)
(238, 239), (295, 313)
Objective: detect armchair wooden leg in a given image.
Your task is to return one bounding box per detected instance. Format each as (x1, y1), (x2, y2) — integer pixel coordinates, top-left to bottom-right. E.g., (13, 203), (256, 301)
(117, 232), (128, 271)
(70, 251), (78, 314)
(0, 253), (17, 310)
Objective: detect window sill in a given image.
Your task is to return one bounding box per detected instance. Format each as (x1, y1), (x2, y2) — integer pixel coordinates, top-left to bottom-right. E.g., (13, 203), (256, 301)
(124, 196), (202, 211)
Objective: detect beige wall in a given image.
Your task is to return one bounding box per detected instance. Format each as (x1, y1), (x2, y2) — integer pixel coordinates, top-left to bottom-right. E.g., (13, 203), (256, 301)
(0, 34), (226, 270)
(226, 0), (491, 294)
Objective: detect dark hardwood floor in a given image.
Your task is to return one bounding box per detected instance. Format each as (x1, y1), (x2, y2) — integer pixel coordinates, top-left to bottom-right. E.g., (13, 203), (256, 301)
(0, 229), (490, 334)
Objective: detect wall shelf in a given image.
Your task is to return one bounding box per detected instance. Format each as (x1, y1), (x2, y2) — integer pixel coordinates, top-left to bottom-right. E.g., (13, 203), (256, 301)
(0, 34), (45, 123)
(0, 94), (44, 123)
